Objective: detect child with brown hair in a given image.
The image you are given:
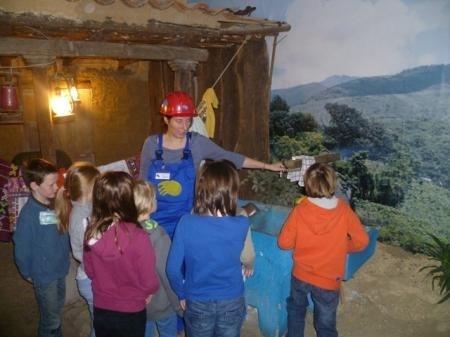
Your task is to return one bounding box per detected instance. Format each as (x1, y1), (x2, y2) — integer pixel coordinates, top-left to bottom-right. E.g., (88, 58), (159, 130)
(133, 179), (182, 337)
(278, 163), (369, 337)
(166, 160), (250, 337)
(13, 158), (70, 337)
(55, 161), (100, 337)
(83, 171), (159, 337)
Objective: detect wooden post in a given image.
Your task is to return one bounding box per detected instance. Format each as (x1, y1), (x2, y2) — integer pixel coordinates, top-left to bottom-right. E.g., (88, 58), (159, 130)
(168, 59), (198, 96)
(24, 56), (56, 164)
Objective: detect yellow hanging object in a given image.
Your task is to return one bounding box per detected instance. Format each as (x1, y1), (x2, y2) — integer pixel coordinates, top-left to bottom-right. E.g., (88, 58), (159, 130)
(198, 88), (219, 138)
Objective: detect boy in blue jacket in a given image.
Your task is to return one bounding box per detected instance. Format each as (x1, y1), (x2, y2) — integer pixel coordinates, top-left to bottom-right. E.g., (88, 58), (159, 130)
(13, 158), (70, 337)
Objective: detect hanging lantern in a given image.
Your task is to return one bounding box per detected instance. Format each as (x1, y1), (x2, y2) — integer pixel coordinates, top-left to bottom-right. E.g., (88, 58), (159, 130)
(50, 88), (73, 117)
(1, 84), (19, 111)
(50, 72), (79, 118)
(0, 71), (21, 111)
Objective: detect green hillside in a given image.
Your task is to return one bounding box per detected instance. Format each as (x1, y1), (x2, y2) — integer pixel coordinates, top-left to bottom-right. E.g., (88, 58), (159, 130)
(292, 86), (450, 186)
(355, 199), (432, 253)
(272, 82), (326, 107)
(272, 75), (356, 107)
(400, 180), (450, 237)
(267, 65), (450, 253)
(316, 64), (450, 99)
(292, 84), (450, 123)
(354, 178), (450, 253)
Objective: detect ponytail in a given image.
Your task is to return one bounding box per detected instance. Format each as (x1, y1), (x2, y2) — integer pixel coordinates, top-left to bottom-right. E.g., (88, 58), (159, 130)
(55, 187), (71, 234)
(56, 161), (100, 235)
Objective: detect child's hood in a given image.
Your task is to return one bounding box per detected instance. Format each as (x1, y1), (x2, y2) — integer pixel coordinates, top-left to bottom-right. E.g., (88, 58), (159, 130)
(300, 198), (348, 235)
(88, 222), (137, 260)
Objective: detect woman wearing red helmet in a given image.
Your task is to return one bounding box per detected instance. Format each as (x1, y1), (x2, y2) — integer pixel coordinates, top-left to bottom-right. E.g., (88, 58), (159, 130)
(139, 91), (285, 239)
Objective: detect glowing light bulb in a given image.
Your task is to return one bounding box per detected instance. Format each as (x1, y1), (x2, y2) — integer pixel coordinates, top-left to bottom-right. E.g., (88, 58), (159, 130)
(51, 90), (73, 117)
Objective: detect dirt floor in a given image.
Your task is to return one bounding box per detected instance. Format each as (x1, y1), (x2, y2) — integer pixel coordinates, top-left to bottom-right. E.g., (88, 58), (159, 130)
(1, 241), (449, 337)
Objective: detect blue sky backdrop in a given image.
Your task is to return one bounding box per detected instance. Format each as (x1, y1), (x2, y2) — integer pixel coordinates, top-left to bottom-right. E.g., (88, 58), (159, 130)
(188, 0), (450, 89)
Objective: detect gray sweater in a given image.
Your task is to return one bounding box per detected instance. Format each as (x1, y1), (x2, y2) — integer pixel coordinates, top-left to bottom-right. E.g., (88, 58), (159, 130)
(69, 201), (92, 280)
(139, 132), (245, 179)
(141, 219), (182, 320)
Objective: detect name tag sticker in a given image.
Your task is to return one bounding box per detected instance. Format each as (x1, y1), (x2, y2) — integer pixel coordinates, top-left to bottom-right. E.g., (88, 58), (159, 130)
(155, 172), (171, 180)
(39, 211), (58, 225)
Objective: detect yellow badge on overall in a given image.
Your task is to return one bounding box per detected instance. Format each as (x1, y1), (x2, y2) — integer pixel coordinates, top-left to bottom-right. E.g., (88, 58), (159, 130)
(158, 180), (182, 196)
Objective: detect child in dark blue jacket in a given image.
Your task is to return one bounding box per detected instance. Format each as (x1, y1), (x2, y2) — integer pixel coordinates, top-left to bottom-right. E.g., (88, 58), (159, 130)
(13, 158), (70, 337)
(167, 160), (250, 337)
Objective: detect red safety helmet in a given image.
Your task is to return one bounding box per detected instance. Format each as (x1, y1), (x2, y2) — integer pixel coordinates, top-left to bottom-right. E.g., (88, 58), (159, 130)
(160, 91), (198, 117)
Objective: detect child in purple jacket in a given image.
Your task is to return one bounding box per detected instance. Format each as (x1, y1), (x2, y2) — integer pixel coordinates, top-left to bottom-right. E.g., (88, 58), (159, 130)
(83, 171), (159, 337)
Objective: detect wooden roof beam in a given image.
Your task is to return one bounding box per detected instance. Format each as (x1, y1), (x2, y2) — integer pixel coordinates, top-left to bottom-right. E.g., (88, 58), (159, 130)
(0, 37), (209, 62)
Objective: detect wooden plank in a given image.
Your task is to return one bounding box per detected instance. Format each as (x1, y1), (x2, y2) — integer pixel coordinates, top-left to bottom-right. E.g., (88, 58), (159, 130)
(0, 12), (290, 49)
(31, 66), (56, 163)
(0, 37), (209, 62)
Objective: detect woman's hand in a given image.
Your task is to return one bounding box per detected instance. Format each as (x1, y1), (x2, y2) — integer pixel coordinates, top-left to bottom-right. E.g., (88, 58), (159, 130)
(179, 299), (186, 311)
(264, 162), (286, 172)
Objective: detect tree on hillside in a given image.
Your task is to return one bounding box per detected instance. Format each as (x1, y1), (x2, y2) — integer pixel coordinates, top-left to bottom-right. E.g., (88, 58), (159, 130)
(336, 150), (407, 207)
(324, 103), (369, 146)
(324, 103), (392, 157)
(336, 152), (375, 205)
(271, 133), (325, 160)
(292, 112), (318, 133)
(270, 95), (290, 112)
(270, 111), (318, 139)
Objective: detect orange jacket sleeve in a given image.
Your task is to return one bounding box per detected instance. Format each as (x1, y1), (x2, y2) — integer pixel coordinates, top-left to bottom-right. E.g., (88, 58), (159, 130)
(347, 210), (369, 252)
(278, 206), (299, 250)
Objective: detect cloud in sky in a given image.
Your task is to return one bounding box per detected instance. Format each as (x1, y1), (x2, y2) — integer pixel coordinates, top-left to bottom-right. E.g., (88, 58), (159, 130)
(272, 0), (450, 88)
(188, 0), (449, 89)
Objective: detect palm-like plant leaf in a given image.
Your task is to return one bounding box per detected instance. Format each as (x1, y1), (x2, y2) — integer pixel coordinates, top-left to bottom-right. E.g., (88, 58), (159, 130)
(419, 233), (450, 304)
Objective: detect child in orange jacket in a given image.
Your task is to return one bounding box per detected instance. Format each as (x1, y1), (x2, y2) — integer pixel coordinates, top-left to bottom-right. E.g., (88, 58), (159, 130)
(278, 163), (369, 337)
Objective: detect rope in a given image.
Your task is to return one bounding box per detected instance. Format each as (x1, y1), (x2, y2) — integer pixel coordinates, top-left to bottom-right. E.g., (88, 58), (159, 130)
(0, 61), (55, 70)
(269, 34), (278, 86)
(211, 35), (251, 89)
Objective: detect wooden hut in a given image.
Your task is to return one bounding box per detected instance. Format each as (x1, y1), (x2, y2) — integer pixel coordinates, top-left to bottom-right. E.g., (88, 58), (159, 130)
(0, 0), (290, 167)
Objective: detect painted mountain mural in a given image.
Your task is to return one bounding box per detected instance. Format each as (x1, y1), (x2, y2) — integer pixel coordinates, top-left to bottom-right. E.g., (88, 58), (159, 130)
(265, 64), (450, 254)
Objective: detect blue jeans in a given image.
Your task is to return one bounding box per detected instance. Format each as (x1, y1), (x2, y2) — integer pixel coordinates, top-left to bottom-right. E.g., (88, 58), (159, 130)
(287, 277), (339, 337)
(33, 277), (66, 337)
(185, 297), (246, 337)
(145, 314), (177, 337)
(77, 277), (95, 337)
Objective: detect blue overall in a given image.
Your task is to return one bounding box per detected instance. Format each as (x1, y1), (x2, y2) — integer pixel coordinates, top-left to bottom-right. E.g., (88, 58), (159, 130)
(147, 133), (196, 239)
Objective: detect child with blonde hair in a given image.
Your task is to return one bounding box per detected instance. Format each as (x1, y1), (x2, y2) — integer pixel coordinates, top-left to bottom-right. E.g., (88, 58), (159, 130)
(278, 163), (369, 337)
(134, 179), (182, 337)
(55, 161), (100, 337)
(84, 171), (159, 337)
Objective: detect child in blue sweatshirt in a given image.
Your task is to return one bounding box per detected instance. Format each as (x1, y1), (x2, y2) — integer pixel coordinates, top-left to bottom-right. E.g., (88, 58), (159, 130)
(167, 160), (250, 337)
(13, 158), (70, 337)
